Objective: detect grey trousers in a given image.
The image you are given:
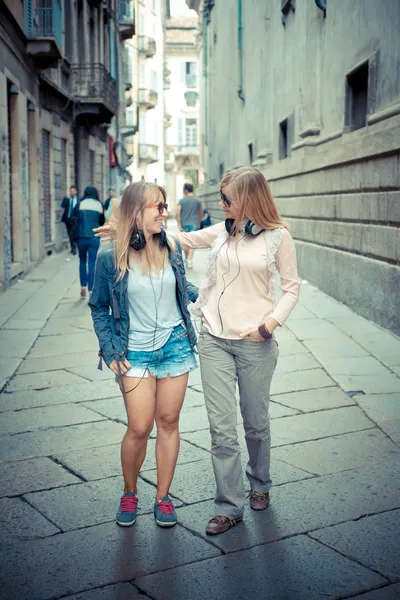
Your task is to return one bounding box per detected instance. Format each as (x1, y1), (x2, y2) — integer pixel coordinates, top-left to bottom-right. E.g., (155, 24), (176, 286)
(198, 328), (279, 518)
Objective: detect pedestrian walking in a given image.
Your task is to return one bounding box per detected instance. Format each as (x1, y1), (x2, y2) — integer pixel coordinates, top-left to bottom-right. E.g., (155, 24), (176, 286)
(103, 188), (118, 217)
(73, 186), (104, 298)
(89, 181), (198, 529)
(61, 185), (79, 254)
(176, 183), (203, 269)
(94, 167), (300, 536)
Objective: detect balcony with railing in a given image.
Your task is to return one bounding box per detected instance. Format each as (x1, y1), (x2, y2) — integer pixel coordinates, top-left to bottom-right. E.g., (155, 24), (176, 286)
(71, 64), (117, 122)
(174, 145), (199, 156)
(139, 144), (159, 164)
(138, 35), (157, 58)
(138, 88), (158, 109)
(119, 0), (135, 40)
(24, 0), (62, 68)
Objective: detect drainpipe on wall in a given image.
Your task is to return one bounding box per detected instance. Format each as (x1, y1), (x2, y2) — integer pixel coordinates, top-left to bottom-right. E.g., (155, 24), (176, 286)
(203, 6), (209, 146)
(314, 0), (326, 17)
(237, 0), (245, 102)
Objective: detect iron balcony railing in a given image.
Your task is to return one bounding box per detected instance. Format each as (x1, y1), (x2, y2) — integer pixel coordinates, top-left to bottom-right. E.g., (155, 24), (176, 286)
(25, 1), (62, 49)
(139, 144), (159, 162)
(71, 64), (117, 114)
(138, 35), (157, 57)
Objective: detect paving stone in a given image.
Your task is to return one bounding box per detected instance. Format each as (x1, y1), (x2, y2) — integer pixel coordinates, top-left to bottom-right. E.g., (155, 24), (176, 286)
(0, 457), (81, 497)
(275, 352), (320, 374)
(0, 497), (59, 543)
(347, 584), (400, 600)
(0, 330), (40, 359)
(286, 304), (316, 319)
(287, 318), (348, 340)
(355, 394), (400, 445)
(62, 583), (142, 599)
(17, 352), (98, 375)
(272, 386), (354, 412)
(331, 315), (387, 338)
(174, 460), (400, 552)
(136, 535), (387, 600)
(0, 403), (105, 435)
(275, 339), (309, 356)
(40, 317), (94, 336)
(68, 366), (114, 382)
(273, 429), (400, 475)
(143, 455), (313, 504)
(0, 517), (220, 600)
(188, 368), (203, 387)
(182, 386), (206, 408)
(317, 355), (390, 376)
(269, 401), (299, 418)
(270, 368), (335, 395)
(0, 358), (22, 391)
(0, 420), (126, 462)
(392, 366), (400, 377)
(304, 335), (369, 359)
(56, 438), (210, 481)
(28, 332), (97, 358)
(83, 397), (127, 423)
(179, 405), (211, 432)
(6, 369), (88, 392)
(310, 510), (400, 582)
(0, 380), (119, 411)
(271, 406), (374, 447)
(25, 476), (174, 531)
(3, 319), (47, 330)
(50, 300), (95, 320)
(302, 293), (356, 319)
(351, 332), (400, 367)
(332, 373), (400, 394)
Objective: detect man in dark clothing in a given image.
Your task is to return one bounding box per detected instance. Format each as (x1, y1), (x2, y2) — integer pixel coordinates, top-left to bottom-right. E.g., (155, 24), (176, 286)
(176, 183), (203, 269)
(61, 186), (79, 254)
(103, 188), (117, 215)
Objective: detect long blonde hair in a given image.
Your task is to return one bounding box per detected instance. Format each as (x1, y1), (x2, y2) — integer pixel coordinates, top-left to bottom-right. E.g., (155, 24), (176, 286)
(115, 181), (169, 279)
(220, 167), (286, 234)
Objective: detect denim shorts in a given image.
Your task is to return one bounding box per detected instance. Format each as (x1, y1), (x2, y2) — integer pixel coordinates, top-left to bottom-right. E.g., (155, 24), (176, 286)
(125, 324), (197, 379)
(183, 225), (199, 232)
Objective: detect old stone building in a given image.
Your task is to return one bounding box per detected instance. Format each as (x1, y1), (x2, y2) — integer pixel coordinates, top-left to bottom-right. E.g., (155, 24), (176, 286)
(189, 0), (400, 333)
(0, 0), (135, 290)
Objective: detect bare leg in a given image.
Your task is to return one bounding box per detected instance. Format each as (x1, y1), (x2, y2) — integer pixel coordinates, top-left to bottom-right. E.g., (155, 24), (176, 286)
(154, 373), (188, 499)
(121, 374), (156, 493)
(187, 249), (194, 261)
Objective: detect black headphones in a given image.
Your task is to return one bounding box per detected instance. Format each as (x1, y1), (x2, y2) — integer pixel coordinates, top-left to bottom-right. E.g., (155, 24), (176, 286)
(225, 219), (264, 237)
(130, 228), (168, 251)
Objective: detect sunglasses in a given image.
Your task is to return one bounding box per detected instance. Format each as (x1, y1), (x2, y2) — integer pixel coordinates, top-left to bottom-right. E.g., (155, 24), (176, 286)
(146, 202), (169, 214)
(220, 191), (232, 207)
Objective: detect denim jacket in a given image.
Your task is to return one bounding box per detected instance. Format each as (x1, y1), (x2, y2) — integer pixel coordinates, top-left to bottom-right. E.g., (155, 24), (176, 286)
(89, 240), (198, 367)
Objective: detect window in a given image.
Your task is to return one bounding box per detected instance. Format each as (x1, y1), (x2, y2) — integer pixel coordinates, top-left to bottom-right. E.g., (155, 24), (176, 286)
(151, 70), (158, 92)
(345, 62), (369, 131)
(181, 62), (198, 88)
(248, 143), (253, 165)
(279, 119), (288, 159)
(185, 118), (197, 149)
(152, 0), (156, 12)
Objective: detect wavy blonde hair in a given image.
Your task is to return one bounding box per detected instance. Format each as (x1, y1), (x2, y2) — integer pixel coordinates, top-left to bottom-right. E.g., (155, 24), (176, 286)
(220, 167), (286, 234)
(115, 181), (169, 279)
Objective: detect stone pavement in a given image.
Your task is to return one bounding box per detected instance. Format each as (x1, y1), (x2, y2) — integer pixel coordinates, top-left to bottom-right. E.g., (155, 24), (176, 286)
(0, 247), (400, 600)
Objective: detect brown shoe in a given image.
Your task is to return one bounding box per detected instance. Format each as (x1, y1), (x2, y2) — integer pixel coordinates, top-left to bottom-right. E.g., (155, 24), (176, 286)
(249, 491), (270, 511)
(205, 515), (243, 536)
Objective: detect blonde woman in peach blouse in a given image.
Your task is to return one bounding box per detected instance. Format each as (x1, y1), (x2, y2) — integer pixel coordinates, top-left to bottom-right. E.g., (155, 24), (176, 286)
(95, 167), (300, 536)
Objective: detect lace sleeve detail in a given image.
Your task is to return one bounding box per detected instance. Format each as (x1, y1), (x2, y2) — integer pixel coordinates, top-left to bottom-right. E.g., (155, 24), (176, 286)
(264, 228), (284, 308)
(190, 230), (228, 317)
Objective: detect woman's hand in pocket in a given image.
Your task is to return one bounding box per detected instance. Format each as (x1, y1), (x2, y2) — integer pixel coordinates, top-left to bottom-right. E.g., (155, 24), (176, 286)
(239, 327), (264, 342)
(109, 359), (132, 375)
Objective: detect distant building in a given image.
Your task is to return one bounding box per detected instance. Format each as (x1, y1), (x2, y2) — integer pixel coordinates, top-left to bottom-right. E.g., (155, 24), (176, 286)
(164, 14), (200, 213)
(189, 0), (400, 333)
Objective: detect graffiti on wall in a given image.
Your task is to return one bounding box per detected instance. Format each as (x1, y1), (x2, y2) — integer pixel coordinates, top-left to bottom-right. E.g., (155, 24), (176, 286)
(380, 54), (400, 106)
(1, 132), (12, 282)
(21, 137), (30, 262)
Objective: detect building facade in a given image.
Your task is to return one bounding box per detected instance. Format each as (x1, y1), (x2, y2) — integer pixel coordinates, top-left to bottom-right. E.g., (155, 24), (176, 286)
(189, 0), (400, 333)
(0, 0), (135, 290)
(164, 14), (200, 213)
(126, 0), (165, 185)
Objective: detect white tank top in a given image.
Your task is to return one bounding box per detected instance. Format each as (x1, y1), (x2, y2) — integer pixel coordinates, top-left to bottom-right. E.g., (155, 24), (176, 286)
(127, 262), (183, 352)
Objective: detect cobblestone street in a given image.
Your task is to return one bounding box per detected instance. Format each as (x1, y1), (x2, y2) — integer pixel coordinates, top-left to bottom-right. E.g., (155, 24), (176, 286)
(0, 249), (399, 600)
